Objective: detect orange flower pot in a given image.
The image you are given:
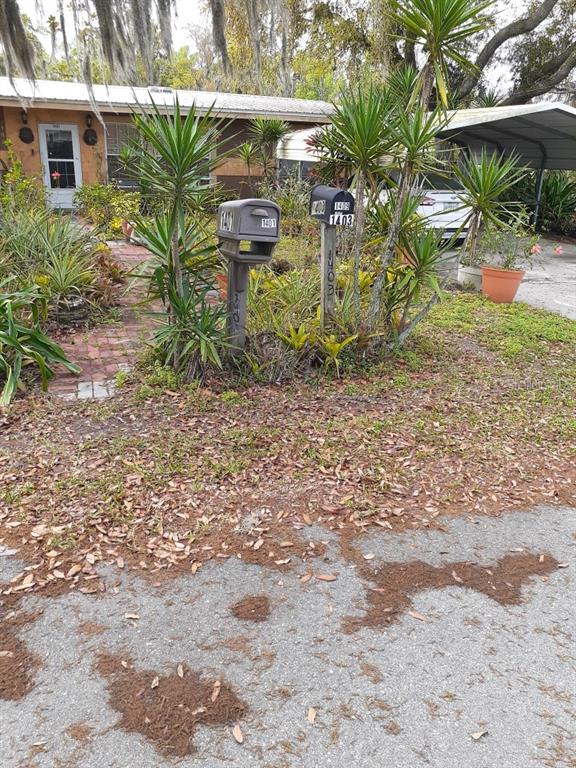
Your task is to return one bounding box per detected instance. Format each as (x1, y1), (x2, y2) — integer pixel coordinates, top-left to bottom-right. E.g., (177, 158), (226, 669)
(121, 219), (134, 240)
(481, 265), (525, 303)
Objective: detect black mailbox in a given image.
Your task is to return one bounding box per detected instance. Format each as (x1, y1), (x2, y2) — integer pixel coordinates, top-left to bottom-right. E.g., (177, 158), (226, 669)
(309, 185), (355, 226)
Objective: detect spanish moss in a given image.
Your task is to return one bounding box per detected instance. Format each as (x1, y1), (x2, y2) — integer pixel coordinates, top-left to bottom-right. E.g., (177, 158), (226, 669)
(0, 0), (35, 81)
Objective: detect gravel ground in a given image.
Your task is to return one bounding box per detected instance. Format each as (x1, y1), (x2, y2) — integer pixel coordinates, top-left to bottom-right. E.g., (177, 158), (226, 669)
(1, 505), (575, 768)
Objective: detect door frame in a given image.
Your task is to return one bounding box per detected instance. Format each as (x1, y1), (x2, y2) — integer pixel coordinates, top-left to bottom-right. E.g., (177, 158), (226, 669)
(38, 123), (83, 209)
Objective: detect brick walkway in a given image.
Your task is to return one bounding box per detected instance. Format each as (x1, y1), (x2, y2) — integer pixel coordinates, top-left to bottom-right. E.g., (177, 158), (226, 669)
(50, 241), (156, 400)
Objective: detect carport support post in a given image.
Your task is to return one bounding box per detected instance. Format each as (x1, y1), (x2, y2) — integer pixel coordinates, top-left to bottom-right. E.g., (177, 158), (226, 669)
(227, 260), (249, 354)
(320, 222), (337, 329)
(534, 164), (545, 229)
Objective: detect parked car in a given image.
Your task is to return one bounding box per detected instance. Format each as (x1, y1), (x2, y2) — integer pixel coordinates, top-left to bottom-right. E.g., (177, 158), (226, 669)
(278, 130), (470, 242)
(417, 174), (470, 243)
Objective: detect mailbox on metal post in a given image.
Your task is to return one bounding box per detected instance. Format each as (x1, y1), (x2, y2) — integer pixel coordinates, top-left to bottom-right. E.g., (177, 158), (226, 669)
(309, 185), (355, 327)
(217, 199), (281, 352)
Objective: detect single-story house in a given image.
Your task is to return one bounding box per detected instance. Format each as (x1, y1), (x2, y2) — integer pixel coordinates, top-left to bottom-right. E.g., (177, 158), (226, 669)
(0, 77), (332, 208)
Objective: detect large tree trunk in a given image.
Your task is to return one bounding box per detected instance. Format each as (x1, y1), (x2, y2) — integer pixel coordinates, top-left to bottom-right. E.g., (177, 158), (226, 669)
(130, 0), (154, 84)
(58, 0), (69, 62)
(209, 0), (232, 77)
(246, 0), (262, 89)
(456, 0), (563, 102)
(502, 44), (576, 104)
(156, 0), (173, 58)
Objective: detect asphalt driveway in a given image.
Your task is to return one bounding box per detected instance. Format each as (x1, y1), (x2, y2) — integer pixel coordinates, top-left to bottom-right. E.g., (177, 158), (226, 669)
(1, 505), (575, 768)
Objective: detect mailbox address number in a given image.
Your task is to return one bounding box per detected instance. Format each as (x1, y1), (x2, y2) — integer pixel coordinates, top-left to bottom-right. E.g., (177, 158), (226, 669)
(261, 218), (277, 229)
(220, 210), (234, 232)
(329, 213), (354, 227)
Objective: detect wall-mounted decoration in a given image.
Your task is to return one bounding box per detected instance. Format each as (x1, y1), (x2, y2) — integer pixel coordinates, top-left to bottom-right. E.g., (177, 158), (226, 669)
(83, 128), (98, 146)
(19, 126), (34, 144)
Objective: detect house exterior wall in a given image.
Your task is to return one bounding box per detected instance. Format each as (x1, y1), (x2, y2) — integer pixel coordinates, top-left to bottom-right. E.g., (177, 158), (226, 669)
(0, 104), (321, 199)
(0, 106), (107, 185)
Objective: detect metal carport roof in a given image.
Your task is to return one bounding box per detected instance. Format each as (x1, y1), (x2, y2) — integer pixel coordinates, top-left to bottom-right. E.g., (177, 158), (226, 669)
(439, 102), (576, 171)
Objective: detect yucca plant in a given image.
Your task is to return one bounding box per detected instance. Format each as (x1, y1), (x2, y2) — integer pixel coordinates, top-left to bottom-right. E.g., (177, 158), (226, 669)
(235, 141), (259, 194)
(454, 148), (528, 266)
(323, 85), (397, 320)
(391, 0), (494, 108)
(247, 118), (291, 180)
(368, 103), (449, 325)
(151, 281), (227, 379)
(0, 283), (79, 405)
(126, 98), (229, 373)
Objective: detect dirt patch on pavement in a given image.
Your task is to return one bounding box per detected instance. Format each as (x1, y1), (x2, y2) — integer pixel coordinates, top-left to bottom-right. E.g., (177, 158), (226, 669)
(231, 594), (270, 622)
(343, 542), (559, 632)
(96, 653), (246, 757)
(78, 620), (107, 636)
(0, 611), (40, 700)
(67, 722), (93, 742)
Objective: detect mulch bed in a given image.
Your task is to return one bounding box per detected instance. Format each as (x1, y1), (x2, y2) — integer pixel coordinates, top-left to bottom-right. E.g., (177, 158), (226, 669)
(96, 653), (246, 757)
(342, 537), (560, 632)
(0, 611), (40, 700)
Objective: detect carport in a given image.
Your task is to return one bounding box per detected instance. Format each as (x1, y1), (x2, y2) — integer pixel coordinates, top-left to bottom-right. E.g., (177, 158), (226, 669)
(439, 102), (576, 223)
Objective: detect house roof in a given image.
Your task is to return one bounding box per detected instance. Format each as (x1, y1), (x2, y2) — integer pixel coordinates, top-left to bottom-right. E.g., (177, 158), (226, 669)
(0, 77), (334, 123)
(440, 102), (576, 170)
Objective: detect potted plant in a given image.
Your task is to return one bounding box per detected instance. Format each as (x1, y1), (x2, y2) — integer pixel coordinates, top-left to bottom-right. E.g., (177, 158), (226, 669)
(479, 213), (540, 303)
(454, 149), (528, 292)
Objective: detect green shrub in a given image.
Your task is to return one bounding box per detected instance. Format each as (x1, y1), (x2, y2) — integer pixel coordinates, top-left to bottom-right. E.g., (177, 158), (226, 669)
(0, 140), (47, 212)
(257, 173), (311, 236)
(502, 170), (576, 235)
(0, 282), (79, 404)
(74, 183), (141, 239)
(0, 209), (120, 314)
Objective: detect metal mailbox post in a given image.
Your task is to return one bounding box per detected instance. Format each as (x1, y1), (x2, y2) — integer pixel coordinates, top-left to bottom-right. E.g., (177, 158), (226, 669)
(309, 185), (355, 327)
(217, 198), (281, 353)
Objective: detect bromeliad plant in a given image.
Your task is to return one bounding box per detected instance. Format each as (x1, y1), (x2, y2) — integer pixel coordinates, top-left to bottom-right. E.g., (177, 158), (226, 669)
(0, 283), (79, 405)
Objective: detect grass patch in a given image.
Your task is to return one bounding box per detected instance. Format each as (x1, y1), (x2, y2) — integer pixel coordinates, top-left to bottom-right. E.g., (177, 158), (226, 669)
(426, 293), (576, 360)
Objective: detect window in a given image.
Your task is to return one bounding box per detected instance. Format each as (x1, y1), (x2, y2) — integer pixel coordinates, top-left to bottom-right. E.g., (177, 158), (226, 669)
(105, 121), (139, 189)
(105, 119), (213, 188)
(278, 158), (316, 183)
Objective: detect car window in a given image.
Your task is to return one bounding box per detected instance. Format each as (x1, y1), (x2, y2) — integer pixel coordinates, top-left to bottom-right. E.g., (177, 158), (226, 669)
(421, 173), (462, 191)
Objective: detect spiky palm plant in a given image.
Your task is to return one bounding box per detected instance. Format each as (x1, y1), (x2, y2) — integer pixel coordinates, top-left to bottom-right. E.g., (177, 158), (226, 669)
(391, 0), (494, 108)
(323, 85), (397, 320)
(127, 98), (229, 371)
(453, 148), (528, 265)
(248, 118), (291, 181)
(235, 141), (259, 194)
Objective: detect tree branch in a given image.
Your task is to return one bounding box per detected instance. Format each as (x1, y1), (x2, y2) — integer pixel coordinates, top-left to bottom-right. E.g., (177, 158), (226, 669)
(501, 43), (576, 104)
(457, 0), (562, 101)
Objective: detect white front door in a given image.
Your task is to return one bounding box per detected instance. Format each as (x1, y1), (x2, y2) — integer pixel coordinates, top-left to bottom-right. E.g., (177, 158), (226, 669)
(38, 124), (82, 209)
